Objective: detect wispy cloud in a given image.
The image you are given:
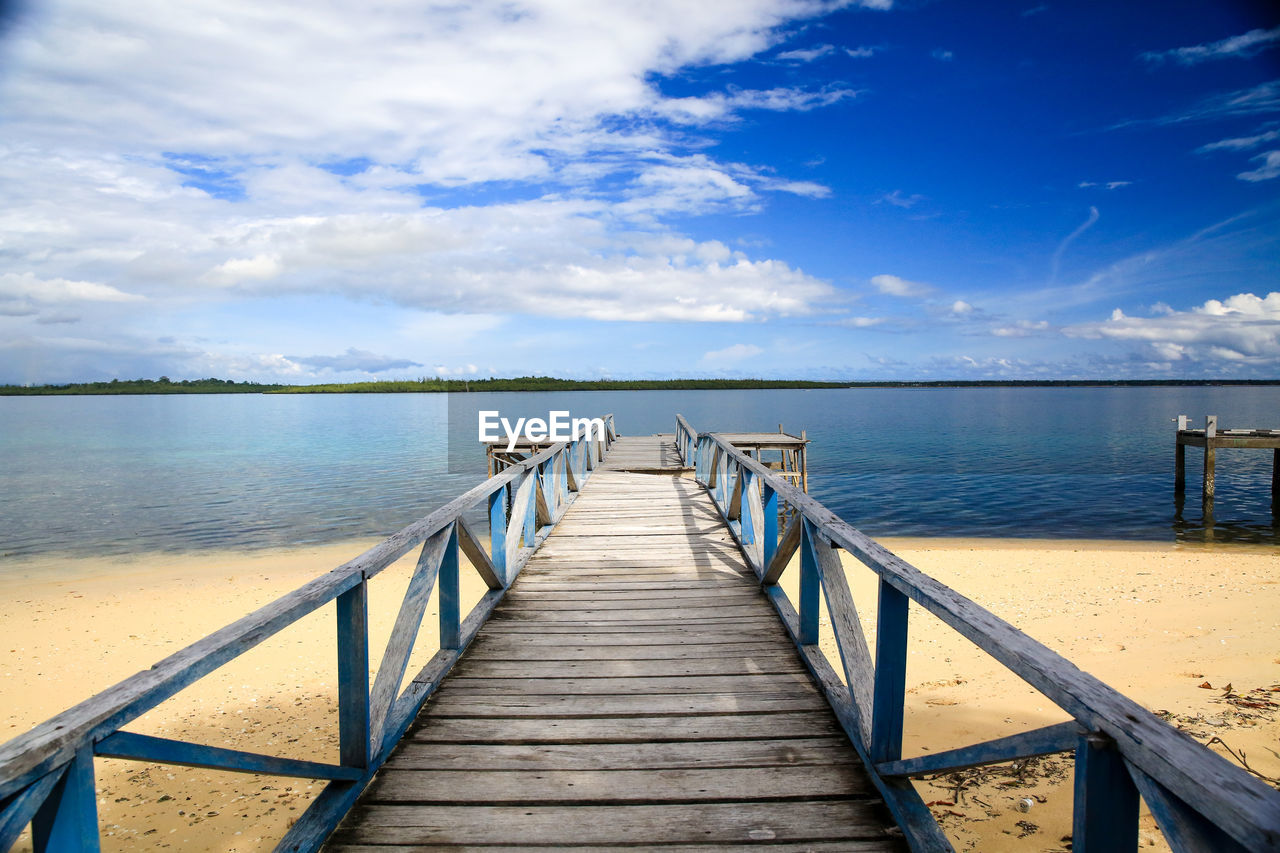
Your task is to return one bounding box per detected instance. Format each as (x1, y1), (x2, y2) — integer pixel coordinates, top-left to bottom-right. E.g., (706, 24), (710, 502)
(1078, 181), (1132, 190)
(879, 189), (924, 208)
(776, 44), (835, 63)
(1049, 206), (1099, 284)
(931, 49), (954, 62)
(1140, 26), (1280, 66)
(1197, 127), (1280, 152)
(700, 343), (763, 366)
(1238, 150), (1280, 182)
(844, 46), (880, 59)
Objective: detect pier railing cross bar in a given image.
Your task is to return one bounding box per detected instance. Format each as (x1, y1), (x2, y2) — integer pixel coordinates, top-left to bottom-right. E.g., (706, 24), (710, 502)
(0, 418), (615, 853)
(677, 413), (1280, 853)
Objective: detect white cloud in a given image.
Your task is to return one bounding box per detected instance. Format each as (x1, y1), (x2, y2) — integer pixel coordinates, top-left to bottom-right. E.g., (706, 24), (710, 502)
(1063, 292), (1280, 364)
(950, 300), (974, 315)
(0, 272), (143, 304)
(1140, 26), (1280, 66)
(992, 320), (1050, 337)
(1078, 181), (1131, 190)
(844, 46), (879, 58)
(1238, 150), (1280, 182)
(1198, 128), (1280, 152)
(776, 44), (835, 62)
(700, 343), (763, 365)
(870, 274), (934, 298)
(932, 49), (954, 61)
(880, 189), (924, 208)
(835, 316), (884, 328)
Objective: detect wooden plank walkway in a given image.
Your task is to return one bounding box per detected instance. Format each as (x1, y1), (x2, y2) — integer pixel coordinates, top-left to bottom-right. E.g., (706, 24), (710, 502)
(325, 466), (905, 850)
(599, 434), (688, 472)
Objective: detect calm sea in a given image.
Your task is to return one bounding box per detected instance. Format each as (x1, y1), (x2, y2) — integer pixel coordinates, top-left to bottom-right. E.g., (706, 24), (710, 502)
(1, 387), (1277, 560)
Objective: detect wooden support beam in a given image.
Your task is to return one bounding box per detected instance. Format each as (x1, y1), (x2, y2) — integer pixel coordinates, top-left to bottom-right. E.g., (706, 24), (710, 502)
(1072, 732), (1138, 852)
(877, 721), (1080, 778)
(870, 579), (909, 765)
(761, 515), (801, 585)
(1203, 414), (1217, 505)
(336, 580), (370, 770)
(95, 732), (360, 781)
(457, 517), (503, 591)
(439, 526), (460, 650)
(1125, 762), (1249, 853)
(32, 746), (97, 853)
(0, 767), (66, 852)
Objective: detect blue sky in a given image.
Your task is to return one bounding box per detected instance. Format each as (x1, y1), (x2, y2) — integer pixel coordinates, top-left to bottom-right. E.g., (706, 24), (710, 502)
(0, 0), (1277, 383)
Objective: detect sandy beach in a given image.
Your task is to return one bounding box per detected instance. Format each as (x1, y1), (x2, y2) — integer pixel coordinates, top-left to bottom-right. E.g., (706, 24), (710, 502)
(2, 536), (1277, 851)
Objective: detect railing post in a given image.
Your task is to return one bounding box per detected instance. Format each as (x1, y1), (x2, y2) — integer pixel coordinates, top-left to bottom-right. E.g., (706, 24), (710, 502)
(762, 483), (779, 569)
(489, 483), (508, 584)
(799, 521), (819, 644)
(439, 525), (460, 650)
(870, 579), (909, 764)
(32, 746), (98, 852)
(1072, 733), (1139, 851)
(523, 469), (536, 546)
(336, 578), (370, 769)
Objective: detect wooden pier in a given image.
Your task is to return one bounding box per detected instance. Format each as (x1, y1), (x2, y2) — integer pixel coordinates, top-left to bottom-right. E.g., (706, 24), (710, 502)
(1174, 414), (1280, 507)
(2, 414), (1279, 853)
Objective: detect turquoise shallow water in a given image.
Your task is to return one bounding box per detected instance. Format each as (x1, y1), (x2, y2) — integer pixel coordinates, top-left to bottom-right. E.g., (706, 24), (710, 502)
(1, 387), (1277, 559)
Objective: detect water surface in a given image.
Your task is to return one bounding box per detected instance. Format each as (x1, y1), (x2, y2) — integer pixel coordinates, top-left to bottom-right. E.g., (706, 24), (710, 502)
(1, 387), (1276, 559)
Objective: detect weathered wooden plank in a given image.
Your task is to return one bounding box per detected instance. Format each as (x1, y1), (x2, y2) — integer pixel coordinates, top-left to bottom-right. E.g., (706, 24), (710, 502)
(450, 656), (805, 679)
(488, 605), (770, 622)
(467, 629), (788, 645)
(409, 712), (843, 744)
(326, 842), (898, 853)
(329, 801), (895, 846)
(808, 522), (875, 746)
(439, 673), (820, 695)
(476, 622), (786, 636)
(502, 588), (761, 603)
(464, 640), (789, 660)
(363, 764), (873, 804)
(420, 692), (831, 717)
(386, 737), (857, 771)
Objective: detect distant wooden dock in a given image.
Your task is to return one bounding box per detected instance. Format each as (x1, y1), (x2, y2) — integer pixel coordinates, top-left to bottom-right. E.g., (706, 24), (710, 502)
(1175, 414), (1280, 508)
(2, 414), (1278, 852)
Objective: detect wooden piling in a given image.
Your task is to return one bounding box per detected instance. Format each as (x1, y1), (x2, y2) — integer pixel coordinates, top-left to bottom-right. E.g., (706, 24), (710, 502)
(1202, 415), (1217, 504)
(1174, 415), (1187, 492)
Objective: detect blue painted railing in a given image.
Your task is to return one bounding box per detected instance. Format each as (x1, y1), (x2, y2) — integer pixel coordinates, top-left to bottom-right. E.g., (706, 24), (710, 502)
(0, 420), (614, 853)
(676, 413), (1280, 853)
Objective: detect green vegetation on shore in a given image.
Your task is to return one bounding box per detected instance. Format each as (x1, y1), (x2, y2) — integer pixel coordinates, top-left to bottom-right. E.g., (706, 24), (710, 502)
(4, 376), (1280, 395)
(0, 377), (287, 395)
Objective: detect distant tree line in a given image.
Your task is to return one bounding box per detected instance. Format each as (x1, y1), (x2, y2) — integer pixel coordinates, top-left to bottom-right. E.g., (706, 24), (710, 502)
(3, 375), (1279, 395)
(0, 377), (287, 395)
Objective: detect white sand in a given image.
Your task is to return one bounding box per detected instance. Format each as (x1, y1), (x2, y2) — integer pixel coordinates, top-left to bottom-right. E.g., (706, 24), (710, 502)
(2, 537), (1277, 851)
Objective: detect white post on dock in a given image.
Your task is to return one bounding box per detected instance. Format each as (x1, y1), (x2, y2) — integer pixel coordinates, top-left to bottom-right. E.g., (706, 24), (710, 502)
(1203, 415), (1217, 505)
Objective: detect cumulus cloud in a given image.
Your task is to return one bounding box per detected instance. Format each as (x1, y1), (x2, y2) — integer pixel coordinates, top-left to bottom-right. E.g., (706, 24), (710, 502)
(1140, 26), (1280, 66)
(1063, 292), (1280, 364)
(870, 274), (934, 298)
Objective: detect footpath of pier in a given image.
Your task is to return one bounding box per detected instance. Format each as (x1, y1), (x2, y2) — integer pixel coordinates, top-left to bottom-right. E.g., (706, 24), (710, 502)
(1, 417), (1277, 853)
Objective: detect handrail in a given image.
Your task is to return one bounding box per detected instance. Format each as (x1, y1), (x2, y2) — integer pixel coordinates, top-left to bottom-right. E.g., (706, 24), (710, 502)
(678, 415), (1279, 853)
(0, 417), (616, 852)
